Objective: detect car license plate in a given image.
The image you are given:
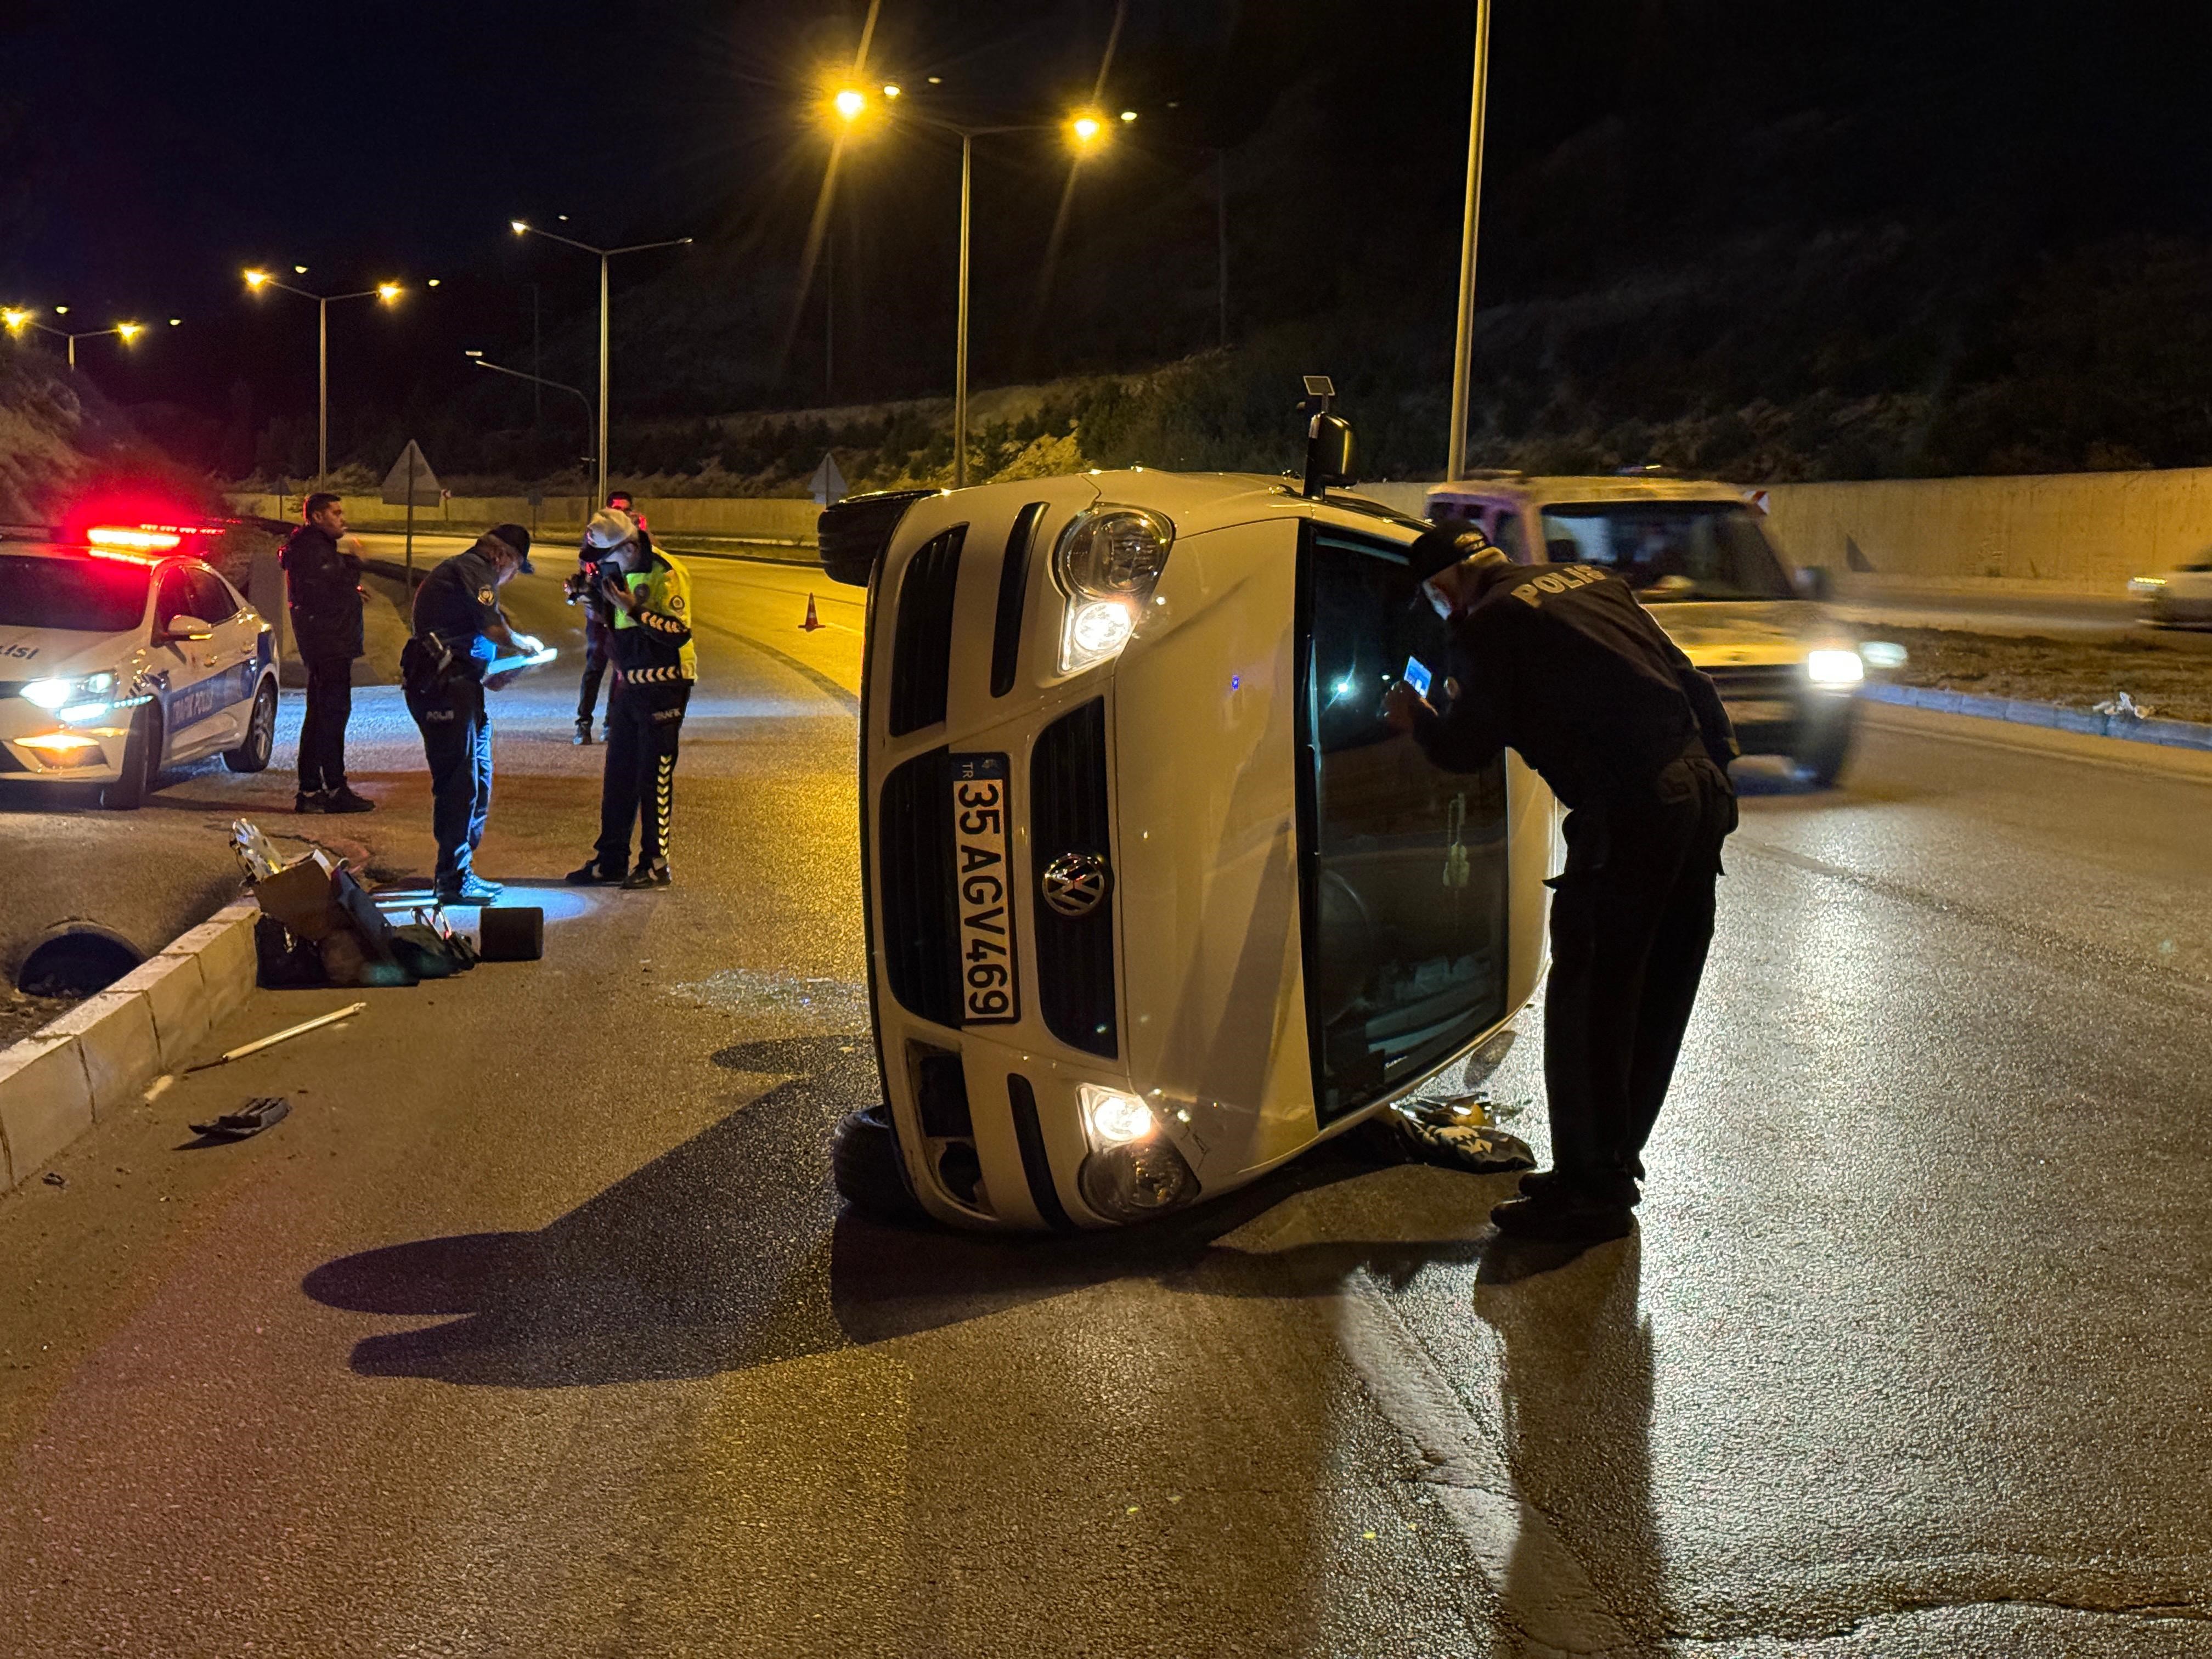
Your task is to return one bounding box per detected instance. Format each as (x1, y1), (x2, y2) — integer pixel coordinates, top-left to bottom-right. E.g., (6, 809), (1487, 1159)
(1725, 699), (1796, 726)
(950, 753), (1019, 1025)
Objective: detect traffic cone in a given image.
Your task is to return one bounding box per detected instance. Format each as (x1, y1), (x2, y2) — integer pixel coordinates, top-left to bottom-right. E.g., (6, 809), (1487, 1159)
(800, 592), (823, 631)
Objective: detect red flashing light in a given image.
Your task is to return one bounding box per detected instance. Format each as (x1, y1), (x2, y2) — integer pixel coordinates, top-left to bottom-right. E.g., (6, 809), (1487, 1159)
(86, 526), (183, 551)
(85, 546), (162, 565)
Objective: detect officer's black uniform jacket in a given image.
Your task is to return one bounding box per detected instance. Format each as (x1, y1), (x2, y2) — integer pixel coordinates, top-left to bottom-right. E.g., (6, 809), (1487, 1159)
(278, 523), (364, 660)
(409, 545), (506, 685)
(1412, 560), (1737, 811)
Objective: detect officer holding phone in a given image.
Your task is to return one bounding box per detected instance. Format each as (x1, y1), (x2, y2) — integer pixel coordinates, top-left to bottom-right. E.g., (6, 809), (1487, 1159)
(1384, 525), (1738, 1244)
(402, 524), (539, 906)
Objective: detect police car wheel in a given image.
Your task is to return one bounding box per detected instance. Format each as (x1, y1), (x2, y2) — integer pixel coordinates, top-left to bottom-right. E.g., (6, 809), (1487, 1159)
(831, 1105), (929, 1224)
(223, 682), (278, 774)
(99, 705), (162, 810)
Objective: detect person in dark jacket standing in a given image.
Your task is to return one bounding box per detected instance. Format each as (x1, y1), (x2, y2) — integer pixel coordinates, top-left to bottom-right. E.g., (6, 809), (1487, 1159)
(565, 509), (695, 890)
(1384, 527), (1739, 1243)
(401, 524), (538, 905)
(279, 492), (373, 812)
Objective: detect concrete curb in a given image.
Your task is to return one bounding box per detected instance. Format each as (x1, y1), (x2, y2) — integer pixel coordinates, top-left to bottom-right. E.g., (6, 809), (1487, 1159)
(1861, 682), (2212, 752)
(0, 900), (259, 1193)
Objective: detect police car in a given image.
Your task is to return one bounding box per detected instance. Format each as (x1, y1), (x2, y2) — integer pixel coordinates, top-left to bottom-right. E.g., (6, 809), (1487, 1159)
(0, 524), (278, 808)
(1423, 475), (1865, 785)
(822, 397), (1559, 1231)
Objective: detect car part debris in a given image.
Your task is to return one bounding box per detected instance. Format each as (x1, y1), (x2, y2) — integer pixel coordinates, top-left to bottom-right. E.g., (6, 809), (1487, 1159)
(477, 906), (544, 962)
(1374, 1101), (1537, 1175)
(229, 818), (287, 883)
(41, 1171), (65, 1188)
(189, 1097), (291, 1140)
(185, 1002), (365, 1073)
(2094, 691), (2157, 720)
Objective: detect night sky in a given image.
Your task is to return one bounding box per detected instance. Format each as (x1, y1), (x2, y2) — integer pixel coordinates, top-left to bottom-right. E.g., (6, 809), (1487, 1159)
(5, 2), (2209, 474)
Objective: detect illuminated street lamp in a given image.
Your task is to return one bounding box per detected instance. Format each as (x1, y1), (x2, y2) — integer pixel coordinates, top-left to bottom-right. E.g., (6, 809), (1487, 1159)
(828, 85), (1119, 487)
(242, 268), (407, 481)
(509, 219), (693, 505)
(2, 306), (170, 370)
(464, 348), (596, 458)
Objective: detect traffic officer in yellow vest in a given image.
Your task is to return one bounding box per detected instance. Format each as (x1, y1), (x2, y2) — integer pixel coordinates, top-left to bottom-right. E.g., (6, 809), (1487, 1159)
(565, 509), (697, 889)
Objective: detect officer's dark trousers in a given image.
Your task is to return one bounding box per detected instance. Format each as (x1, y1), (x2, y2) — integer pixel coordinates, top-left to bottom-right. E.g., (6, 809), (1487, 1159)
(576, 613), (610, 724)
(297, 653), (354, 792)
(404, 679), (493, 886)
(595, 678), (689, 872)
(1543, 752), (1736, 1204)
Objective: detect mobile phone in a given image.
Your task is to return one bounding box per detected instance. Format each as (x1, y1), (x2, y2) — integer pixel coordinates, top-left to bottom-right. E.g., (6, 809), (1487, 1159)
(1402, 655), (1432, 698)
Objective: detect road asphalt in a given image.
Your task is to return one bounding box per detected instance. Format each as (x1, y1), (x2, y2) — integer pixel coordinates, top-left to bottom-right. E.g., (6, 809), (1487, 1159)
(0, 541), (2208, 1656)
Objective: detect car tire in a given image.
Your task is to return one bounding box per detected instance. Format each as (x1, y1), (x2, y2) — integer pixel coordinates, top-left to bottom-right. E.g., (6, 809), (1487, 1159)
(1793, 726), (1853, 789)
(99, 704), (163, 810)
(831, 1104), (929, 1224)
(223, 681), (278, 772)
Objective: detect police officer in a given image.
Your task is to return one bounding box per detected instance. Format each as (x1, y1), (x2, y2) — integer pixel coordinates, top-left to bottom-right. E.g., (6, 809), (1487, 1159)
(1384, 527), (1739, 1243)
(565, 508), (695, 890)
(572, 489), (646, 745)
(402, 523), (539, 905)
(278, 492), (373, 813)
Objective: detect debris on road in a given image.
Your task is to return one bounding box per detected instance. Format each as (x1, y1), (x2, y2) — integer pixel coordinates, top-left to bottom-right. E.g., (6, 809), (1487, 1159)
(1389, 1111), (1538, 1175)
(185, 1003), (365, 1073)
(2092, 691), (2158, 720)
(143, 1074), (174, 1105)
(188, 1097), (291, 1141)
(41, 1171), (65, 1189)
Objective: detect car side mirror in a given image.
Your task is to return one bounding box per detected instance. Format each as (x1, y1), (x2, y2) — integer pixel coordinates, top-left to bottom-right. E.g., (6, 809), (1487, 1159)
(160, 615), (215, 644)
(1302, 413), (1358, 499)
(1793, 567), (1833, 602)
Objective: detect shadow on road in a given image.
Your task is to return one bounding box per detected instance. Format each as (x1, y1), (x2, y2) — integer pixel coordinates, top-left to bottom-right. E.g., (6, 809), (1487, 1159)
(301, 1032), (1547, 1387)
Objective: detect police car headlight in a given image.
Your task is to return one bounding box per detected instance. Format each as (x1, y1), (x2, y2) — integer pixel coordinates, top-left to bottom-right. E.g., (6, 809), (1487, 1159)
(1053, 506), (1173, 672)
(22, 673), (115, 711)
(1807, 649), (1864, 686)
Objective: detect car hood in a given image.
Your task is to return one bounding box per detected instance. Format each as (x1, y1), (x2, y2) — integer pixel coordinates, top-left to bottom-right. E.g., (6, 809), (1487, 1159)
(1642, 600), (1834, 667)
(0, 625), (140, 680)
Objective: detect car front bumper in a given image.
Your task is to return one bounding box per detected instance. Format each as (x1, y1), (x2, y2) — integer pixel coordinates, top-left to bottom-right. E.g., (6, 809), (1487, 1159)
(0, 702), (133, 781)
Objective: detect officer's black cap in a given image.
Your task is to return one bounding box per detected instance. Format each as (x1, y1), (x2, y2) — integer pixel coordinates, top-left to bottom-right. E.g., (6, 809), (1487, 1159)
(1404, 524), (1503, 585)
(488, 522), (535, 574)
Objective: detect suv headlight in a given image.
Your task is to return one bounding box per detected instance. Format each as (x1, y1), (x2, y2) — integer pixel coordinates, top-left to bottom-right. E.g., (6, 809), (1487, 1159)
(1053, 506), (1174, 673)
(22, 673), (117, 721)
(1806, 648), (1864, 686)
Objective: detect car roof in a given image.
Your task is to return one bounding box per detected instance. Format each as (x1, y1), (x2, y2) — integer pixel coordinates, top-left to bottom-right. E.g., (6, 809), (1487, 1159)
(1427, 475), (1757, 509)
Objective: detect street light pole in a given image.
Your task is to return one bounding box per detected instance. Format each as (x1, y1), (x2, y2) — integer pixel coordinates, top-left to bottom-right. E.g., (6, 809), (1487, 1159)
(1445, 0), (1494, 483)
(509, 223), (692, 507)
(242, 271), (403, 484)
(2, 313), (160, 372)
(956, 133), (972, 489)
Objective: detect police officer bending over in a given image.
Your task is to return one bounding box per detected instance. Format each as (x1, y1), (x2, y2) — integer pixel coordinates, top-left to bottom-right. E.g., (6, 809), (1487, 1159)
(402, 523), (538, 906)
(565, 509), (695, 890)
(1384, 527), (1739, 1244)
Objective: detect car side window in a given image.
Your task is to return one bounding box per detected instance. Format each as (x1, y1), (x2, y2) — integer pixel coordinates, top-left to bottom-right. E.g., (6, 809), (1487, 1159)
(153, 568), (196, 631)
(1488, 507), (1527, 562)
(188, 569), (236, 623)
(1301, 526), (1511, 1122)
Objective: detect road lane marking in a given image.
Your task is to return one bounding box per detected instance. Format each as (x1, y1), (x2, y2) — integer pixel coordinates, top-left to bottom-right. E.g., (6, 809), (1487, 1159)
(1333, 1273), (1635, 1655)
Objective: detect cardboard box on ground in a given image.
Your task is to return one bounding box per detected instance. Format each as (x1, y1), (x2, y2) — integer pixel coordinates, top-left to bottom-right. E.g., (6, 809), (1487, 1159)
(231, 821), (481, 988)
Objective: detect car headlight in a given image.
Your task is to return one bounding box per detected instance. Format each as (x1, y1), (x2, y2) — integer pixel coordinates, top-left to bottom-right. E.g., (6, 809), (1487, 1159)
(22, 673), (115, 711)
(1074, 1085), (1199, 1221)
(1053, 506), (1173, 672)
(1806, 648), (1864, 686)
(2129, 577), (2167, 596)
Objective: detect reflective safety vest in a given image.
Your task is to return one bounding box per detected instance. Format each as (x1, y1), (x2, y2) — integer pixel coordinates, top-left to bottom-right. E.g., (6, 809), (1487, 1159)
(610, 550), (697, 682)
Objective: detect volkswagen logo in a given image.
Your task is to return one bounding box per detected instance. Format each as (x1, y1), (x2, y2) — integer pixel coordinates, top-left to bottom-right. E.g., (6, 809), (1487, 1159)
(1040, 851), (1112, 918)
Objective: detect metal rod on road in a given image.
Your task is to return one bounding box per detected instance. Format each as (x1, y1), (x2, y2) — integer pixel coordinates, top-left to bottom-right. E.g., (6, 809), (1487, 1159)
(187, 1002), (366, 1073)
(956, 133), (972, 491)
(1445, 0), (1493, 483)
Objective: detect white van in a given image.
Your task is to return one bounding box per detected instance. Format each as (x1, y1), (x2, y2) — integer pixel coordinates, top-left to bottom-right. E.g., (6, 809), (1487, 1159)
(822, 416), (1559, 1231)
(1424, 475), (1865, 784)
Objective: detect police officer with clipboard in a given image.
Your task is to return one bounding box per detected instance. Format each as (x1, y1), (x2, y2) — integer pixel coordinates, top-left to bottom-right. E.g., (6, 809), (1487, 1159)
(1384, 525), (1738, 1244)
(401, 524), (541, 905)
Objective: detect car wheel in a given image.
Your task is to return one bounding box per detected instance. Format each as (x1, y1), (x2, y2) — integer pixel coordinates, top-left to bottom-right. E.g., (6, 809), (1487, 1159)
(99, 704), (163, 810)
(224, 681), (277, 772)
(1793, 726), (1853, 788)
(831, 1104), (929, 1224)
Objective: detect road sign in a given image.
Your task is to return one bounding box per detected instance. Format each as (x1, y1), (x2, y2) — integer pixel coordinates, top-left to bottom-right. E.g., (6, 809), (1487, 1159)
(381, 441), (442, 507)
(808, 450), (848, 507)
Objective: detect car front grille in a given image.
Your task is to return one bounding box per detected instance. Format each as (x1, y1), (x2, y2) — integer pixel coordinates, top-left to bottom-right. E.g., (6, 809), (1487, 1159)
(1704, 664), (1803, 700)
(990, 503), (1049, 698)
(1029, 698), (1117, 1058)
(888, 527), (965, 736)
(877, 746), (962, 1027)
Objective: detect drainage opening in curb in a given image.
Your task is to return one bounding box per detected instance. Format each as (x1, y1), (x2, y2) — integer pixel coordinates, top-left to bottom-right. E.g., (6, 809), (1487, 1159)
(16, 929), (144, 999)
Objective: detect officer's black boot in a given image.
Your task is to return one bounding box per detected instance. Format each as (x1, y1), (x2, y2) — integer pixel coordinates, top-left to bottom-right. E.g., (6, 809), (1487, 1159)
(621, 859), (672, 890)
(573, 719), (593, 746)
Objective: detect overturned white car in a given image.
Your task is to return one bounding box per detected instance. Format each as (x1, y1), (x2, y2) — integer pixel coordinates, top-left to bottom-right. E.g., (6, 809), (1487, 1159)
(821, 407), (1559, 1230)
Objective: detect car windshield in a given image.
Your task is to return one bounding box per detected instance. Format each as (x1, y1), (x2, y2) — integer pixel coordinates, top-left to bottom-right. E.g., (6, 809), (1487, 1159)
(1538, 501), (1793, 601)
(0, 555), (152, 633)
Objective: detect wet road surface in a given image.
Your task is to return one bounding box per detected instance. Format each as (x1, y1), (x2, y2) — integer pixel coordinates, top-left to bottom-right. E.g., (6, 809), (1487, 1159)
(0, 549), (2207, 1657)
